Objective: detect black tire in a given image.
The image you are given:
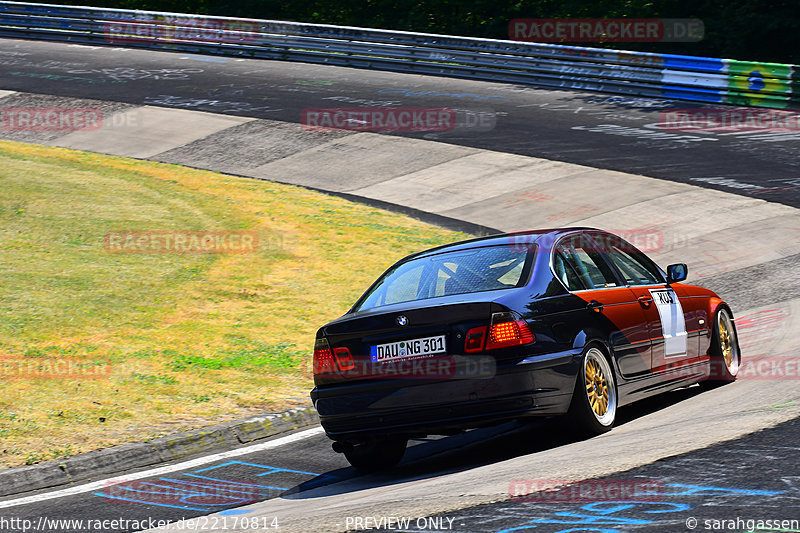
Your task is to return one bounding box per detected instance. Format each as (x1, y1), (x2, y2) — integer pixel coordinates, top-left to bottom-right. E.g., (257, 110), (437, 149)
(566, 345), (618, 436)
(343, 437), (407, 472)
(703, 307), (740, 386)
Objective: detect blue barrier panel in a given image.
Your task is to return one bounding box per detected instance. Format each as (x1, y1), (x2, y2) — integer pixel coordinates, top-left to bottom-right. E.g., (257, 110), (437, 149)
(663, 54), (725, 73)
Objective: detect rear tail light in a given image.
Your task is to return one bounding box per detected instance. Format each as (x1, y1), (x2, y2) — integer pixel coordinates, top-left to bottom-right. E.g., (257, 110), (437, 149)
(313, 338), (336, 374)
(464, 326), (487, 353)
(463, 312), (534, 353)
(486, 312), (534, 350)
(314, 338), (356, 374)
(333, 347), (355, 370)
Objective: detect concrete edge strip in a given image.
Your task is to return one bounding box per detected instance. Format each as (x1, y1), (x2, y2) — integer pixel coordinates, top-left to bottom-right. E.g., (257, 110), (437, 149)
(279, 181), (504, 237)
(159, 160), (504, 237)
(0, 407), (319, 499)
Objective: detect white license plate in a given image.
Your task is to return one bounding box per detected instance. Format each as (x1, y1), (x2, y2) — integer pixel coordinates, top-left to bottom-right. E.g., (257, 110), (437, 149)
(370, 335), (446, 362)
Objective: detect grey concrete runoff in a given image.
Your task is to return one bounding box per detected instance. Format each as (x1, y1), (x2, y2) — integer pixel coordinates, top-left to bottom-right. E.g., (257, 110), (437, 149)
(0, 407), (317, 499)
(53, 106), (255, 159)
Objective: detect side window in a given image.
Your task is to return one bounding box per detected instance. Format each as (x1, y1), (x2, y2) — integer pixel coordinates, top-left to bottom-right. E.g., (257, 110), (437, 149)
(606, 245), (662, 285)
(556, 236), (619, 289)
(553, 252), (584, 291)
(587, 232), (664, 286)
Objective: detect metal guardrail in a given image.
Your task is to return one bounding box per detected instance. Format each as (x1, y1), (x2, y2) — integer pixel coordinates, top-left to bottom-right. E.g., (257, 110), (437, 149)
(0, 0), (797, 109)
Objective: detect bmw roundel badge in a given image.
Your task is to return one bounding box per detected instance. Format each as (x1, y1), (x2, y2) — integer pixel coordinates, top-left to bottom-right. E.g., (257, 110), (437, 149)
(396, 315), (408, 326)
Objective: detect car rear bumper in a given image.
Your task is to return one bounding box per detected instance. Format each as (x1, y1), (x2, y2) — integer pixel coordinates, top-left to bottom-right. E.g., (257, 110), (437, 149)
(311, 349), (580, 441)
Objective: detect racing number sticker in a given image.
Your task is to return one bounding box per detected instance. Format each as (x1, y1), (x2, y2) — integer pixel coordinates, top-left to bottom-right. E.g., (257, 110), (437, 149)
(649, 288), (688, 357)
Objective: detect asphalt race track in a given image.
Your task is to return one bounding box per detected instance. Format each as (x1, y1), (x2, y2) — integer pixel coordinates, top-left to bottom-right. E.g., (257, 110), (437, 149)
(1, 36), (799, 533)
(1, 39), (799, 207)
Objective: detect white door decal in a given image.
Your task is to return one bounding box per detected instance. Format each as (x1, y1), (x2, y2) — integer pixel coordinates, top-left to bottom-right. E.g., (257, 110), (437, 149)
(649, 288), (687, 357)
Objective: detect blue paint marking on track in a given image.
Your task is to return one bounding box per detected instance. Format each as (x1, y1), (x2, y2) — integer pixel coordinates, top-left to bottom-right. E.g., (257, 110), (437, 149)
(94, 461), (322, 511)
(91, 492), (211, 512)
(580, 501), (690, 515)
(493, 484), (782, 533)
(178, 474), (285, 490)
(194, 461), (318, 476)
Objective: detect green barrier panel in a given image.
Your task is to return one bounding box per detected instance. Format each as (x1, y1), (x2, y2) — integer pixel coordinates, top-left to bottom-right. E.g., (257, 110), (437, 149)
(722, 92), (791, 109)
(725, 60), (793, 79)
(725, 60), (794, 108)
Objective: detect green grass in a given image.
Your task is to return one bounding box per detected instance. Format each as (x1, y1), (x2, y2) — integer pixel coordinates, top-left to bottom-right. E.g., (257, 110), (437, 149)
(0, 140), (470, 467)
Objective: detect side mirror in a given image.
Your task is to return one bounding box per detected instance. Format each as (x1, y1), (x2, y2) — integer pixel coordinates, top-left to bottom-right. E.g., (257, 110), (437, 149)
(667, 263), (688, 284)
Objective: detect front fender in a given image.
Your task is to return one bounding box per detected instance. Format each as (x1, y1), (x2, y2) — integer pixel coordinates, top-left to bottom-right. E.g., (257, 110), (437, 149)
(704, 297), (733, 355)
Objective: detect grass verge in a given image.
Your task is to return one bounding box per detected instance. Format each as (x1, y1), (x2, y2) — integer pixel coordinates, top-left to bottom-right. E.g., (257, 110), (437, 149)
(0, 140), (469, 467)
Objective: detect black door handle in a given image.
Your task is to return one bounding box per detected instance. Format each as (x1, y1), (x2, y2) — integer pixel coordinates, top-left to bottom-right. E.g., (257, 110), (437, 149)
(587, 300), (604, 313)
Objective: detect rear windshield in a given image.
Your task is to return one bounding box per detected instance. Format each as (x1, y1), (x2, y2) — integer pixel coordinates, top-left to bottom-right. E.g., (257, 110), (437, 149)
(353, 245), (534, 312)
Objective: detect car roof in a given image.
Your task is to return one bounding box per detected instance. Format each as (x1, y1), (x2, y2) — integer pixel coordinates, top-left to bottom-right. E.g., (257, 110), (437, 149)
(407, 227), (600, 260)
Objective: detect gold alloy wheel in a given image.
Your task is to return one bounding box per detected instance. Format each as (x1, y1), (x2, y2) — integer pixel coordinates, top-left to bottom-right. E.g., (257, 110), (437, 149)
(583, 347), (616, 426)
(717, 309), (740, 375)
(585, 356), (609, 417)
(719, 315), (733, 367)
